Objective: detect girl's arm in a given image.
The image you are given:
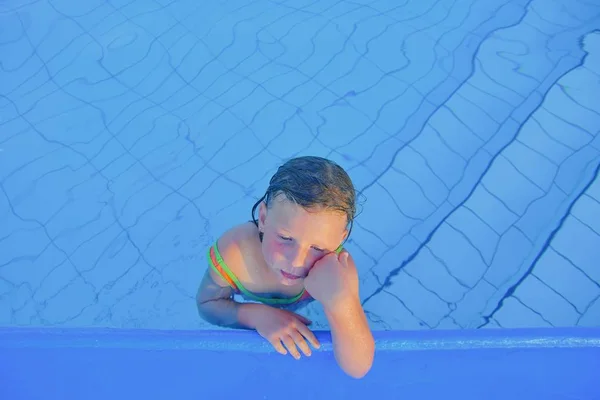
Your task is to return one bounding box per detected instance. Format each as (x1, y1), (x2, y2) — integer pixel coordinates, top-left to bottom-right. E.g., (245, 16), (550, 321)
(304, 251), (375, 378)
(324, 296), (375, 379)
(196, 267), (321, 358)
(195, 267), (254, 329)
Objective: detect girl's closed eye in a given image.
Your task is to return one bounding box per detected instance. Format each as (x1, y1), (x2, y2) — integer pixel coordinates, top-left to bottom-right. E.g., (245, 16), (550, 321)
(278, 235), (325, 252)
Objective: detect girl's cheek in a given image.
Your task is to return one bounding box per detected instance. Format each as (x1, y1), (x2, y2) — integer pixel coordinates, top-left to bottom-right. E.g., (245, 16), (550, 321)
(264, 239), (288, 261)
(314, 252), (327, 262)
(307, 252), (326, 269)
(271, 240), (285, 251)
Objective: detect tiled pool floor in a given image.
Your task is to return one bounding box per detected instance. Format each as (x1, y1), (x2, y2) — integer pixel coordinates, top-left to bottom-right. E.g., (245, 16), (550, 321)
(1, 0), (599, 330)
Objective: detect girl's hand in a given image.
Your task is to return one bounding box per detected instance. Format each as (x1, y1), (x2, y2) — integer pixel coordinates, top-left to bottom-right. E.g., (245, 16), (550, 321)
(248, 304), (320, 359)
(304, 250), (359, 310)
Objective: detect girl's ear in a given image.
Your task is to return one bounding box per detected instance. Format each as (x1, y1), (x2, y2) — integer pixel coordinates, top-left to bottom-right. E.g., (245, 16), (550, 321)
(258, 201), (268, 231)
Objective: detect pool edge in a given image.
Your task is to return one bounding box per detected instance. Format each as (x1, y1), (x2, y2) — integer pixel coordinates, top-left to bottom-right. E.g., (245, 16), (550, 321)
(1, 326), (599, 352)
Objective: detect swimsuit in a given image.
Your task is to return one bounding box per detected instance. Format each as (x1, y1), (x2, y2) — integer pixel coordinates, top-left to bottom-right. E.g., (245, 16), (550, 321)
(207, 241), (344, 306)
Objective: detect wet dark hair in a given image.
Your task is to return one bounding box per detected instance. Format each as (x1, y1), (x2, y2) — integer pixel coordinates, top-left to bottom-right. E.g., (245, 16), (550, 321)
(251, 156), (357, 244)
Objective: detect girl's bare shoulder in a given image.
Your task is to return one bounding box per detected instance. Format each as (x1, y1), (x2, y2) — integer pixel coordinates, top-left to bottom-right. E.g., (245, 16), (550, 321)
(215, 222), (262, 282)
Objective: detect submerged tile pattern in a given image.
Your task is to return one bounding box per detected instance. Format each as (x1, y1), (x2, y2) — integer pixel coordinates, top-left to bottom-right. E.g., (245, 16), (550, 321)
(0, 0), (599, 330)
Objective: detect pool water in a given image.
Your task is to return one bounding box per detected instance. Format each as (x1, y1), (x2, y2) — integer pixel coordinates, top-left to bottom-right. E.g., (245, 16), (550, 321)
(1, 0), (599, 332)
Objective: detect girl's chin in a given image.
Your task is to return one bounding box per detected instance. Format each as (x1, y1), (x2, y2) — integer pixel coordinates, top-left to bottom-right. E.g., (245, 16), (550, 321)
(280, 278), (298, 286)
(281, 279), (304, 287)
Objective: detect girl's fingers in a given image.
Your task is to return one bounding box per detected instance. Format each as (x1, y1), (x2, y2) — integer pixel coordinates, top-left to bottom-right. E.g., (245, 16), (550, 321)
(295, 323), (321, 349)
(281, 335), (301, 360)
(289, 330), (312, 357)
(269, 338), (288, 356)
(338, 250), (350, 265)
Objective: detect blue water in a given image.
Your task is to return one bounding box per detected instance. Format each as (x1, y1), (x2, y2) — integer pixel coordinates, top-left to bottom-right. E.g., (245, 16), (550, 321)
(0, 0), (599, 332)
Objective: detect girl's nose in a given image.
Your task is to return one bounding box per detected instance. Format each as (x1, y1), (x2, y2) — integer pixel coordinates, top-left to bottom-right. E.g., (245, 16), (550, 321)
(289, 247), (309, 269)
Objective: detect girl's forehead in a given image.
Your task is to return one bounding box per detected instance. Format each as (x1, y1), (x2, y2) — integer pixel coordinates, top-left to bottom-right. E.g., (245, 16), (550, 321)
(269, 198), (347, 234)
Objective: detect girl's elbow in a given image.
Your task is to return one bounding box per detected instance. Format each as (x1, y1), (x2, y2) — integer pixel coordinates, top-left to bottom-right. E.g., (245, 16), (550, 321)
(341, 343), (375, 379)
(343, 356), (373, 379)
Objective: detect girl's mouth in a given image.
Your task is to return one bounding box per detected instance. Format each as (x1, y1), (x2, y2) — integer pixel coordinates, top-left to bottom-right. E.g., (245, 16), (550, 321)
(281, 270), (303, 280)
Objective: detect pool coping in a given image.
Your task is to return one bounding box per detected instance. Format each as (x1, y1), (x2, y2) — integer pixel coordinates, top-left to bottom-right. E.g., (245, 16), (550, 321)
(1, 326), (599, 352)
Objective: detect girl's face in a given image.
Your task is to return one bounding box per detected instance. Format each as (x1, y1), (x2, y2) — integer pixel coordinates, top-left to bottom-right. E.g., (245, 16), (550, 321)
(257, 195), (348, 286)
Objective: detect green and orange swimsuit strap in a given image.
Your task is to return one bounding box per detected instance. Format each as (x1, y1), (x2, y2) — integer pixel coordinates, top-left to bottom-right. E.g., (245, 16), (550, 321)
(207, 244), (241, 293)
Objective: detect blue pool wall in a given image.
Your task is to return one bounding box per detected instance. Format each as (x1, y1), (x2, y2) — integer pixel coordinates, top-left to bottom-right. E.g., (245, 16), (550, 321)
(2, 326), (600, 399)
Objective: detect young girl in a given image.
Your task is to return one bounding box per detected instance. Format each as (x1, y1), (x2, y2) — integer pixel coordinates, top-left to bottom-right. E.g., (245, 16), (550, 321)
(196, 156), (375, 378)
